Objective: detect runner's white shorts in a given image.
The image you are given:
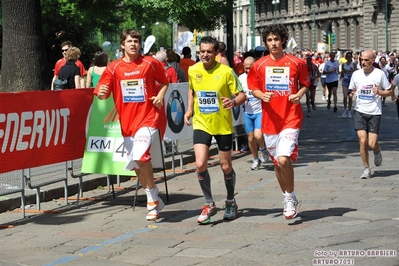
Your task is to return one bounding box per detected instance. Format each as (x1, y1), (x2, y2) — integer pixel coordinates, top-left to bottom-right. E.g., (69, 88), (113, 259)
(124, 127), (157, 171)
(263, 128), (299, 166)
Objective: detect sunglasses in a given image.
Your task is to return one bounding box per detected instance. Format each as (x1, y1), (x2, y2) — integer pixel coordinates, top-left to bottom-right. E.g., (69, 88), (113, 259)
(62, 49), (69, 52)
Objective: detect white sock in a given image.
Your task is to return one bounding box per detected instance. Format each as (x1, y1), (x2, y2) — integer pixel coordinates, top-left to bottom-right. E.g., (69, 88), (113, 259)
(145, 186), (159, 202)
(284, 191), (296, 200)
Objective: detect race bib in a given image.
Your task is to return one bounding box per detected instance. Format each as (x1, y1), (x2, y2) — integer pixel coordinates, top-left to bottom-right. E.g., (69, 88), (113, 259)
(357, 84), (374, 101)
(265, 67), (290, 91)
(120, 79), (145, 103)
(197, 91), (219, 114)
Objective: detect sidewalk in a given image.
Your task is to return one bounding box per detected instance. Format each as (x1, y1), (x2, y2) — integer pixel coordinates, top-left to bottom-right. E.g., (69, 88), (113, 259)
(0, 92), (398, 266)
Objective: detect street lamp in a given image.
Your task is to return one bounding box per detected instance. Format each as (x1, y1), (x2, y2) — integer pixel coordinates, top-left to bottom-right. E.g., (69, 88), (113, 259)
(155, 22), (159, 51)
(385, 0), (388, 51)
(272, 0), (280, 24)
(250, 0), (255, 50)
(313, 0), (316, 51)
(141, 25), (146, 48)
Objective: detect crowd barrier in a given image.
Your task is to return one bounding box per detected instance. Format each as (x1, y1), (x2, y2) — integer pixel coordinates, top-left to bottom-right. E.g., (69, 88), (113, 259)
(0, 86), (247, 218)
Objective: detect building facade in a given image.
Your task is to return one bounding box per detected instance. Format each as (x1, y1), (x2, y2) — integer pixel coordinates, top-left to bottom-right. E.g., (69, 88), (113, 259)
(212, 0), (396, 53)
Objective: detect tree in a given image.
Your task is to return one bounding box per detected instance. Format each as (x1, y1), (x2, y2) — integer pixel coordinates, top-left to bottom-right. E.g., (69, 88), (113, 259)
(140, 0), (228, 32)
(1, 0), (52, 92)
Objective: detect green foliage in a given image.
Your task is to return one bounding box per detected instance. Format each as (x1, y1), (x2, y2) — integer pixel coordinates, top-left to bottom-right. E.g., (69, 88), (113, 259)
(151, 22), (172, 51)
(140, 0), (228, 32)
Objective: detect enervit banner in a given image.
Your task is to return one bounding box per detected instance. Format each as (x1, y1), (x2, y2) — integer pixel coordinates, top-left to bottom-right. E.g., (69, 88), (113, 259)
(0, 89), (94, 173)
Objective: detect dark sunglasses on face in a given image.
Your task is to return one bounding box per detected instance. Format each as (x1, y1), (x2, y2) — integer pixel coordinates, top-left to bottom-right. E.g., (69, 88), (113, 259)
(62, 49), (68, 52)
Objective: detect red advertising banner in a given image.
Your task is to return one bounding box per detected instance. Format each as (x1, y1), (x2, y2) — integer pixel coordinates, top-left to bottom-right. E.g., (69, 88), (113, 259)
(0, 89), (94, 173)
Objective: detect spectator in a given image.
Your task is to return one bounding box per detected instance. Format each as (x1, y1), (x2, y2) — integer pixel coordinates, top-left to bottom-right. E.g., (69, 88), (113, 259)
(166, 49), (187, 82)
(86, 51), (109, 88)
(156, 51), (178, 83)
(179, 47), (196, 79)
(55, 47), (82, 90)
(51, 41), (86, 90)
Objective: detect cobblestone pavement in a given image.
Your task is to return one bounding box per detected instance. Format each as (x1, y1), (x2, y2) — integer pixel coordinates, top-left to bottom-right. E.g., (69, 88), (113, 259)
(0, 92), (398, 266)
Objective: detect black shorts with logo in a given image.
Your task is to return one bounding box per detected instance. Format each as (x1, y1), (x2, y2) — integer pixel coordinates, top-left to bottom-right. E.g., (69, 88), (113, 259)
(193, 129), (233, 151)
(353, 110), (381, 134)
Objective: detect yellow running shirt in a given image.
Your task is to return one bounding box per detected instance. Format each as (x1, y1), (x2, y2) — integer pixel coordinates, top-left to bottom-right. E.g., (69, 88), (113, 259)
(188, 62), (242, 135)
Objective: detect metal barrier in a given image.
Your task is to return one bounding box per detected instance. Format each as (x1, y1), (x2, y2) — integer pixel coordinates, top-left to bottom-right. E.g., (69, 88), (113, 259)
(0, 125), (248, 217)
(0, 170), (25, 218)
(25, 162), (69, 211)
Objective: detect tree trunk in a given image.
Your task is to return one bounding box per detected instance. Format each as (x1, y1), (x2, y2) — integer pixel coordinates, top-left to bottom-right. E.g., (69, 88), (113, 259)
(1, 0), (52, 92)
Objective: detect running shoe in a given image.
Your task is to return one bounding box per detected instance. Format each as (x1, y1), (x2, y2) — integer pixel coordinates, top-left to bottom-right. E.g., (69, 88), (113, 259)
(327, 100), (331, 110)
(333, 106), (338, 112)
(146, 197), (165, 221)
(347, 111), (352, 118)
(374, 149), (382, 167)
(283, 198), (298, 220)
(322, 95), (326, 101)
(197, 202), (217, 224)
(251, 159), (261, 170)
(360, 168), (371, 179)
(145, 186), (160, 211)
(342, 109), (347, 118)
(259, 149), (269, 163)
(312, 102), (316, 110)
(223, 200), (238, 220)
(307, 111), (311, 117)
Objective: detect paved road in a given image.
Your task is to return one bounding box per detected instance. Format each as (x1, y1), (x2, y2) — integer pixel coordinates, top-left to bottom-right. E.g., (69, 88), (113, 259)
(0, 92), (398, 266)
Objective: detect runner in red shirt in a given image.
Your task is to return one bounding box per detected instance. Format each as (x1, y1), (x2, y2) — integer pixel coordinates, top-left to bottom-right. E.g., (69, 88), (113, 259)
(94, 29), (169, 221)
(247, 24), (310, 220)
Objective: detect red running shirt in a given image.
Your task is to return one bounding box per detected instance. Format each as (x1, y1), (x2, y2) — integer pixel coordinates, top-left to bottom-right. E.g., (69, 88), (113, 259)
(247, 54), (310, 134)
(54, 58), (86, 76)
(94, 56), (169, 137)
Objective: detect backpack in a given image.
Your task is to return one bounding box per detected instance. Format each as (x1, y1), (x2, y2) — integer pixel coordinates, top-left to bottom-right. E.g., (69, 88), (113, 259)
(53, 78), (68, 90)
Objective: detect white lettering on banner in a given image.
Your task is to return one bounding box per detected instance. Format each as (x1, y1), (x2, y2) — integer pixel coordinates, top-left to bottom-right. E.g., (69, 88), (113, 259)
(0, 108), (70, 153)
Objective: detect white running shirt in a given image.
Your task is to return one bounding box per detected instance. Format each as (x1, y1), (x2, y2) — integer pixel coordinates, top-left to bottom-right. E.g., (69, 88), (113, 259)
(349, 68), (390, 115)
(239, 72), (262, 114)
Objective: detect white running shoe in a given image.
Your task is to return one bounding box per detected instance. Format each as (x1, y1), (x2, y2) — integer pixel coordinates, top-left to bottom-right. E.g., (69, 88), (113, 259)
(146, 197), (165, 221)
(283, 197), (298, 219)
(360, 168), (371, 179)
(251, 159), (261, 170)
(342, 109), (347, 118)
(322, 95), (326, 101)
(145, 186), (160, 211)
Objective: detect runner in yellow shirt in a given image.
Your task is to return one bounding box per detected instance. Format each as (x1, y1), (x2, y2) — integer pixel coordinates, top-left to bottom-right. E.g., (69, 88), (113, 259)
(184, 36), (246, 224)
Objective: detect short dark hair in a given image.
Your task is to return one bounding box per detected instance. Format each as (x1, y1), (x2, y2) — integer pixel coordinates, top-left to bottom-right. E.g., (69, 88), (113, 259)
(182, 47), (191, 56)
(262, 24), (289, 49)
(120, 29), (141, 46)
(93, 51), (108, 67)
(218, 41), (226, 53)
(200, 36), (219, 52)
(61, 41), (72, 48)
(166, 49), (178, 62)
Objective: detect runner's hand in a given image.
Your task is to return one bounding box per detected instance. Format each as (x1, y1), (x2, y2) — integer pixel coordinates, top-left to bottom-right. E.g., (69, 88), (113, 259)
(288, 93), (301, 104)
(261, 92), (274, 102)
(150, 96), (163, 109)
(184, 110), (192, 126)
(220, 96), (235, 110)
(98, 84), (109, 99)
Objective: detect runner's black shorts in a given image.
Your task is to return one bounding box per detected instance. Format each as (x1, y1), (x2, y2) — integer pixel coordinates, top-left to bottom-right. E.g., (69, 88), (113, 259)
(353, 111), (381, 134)
(193, 129), (233, 151)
